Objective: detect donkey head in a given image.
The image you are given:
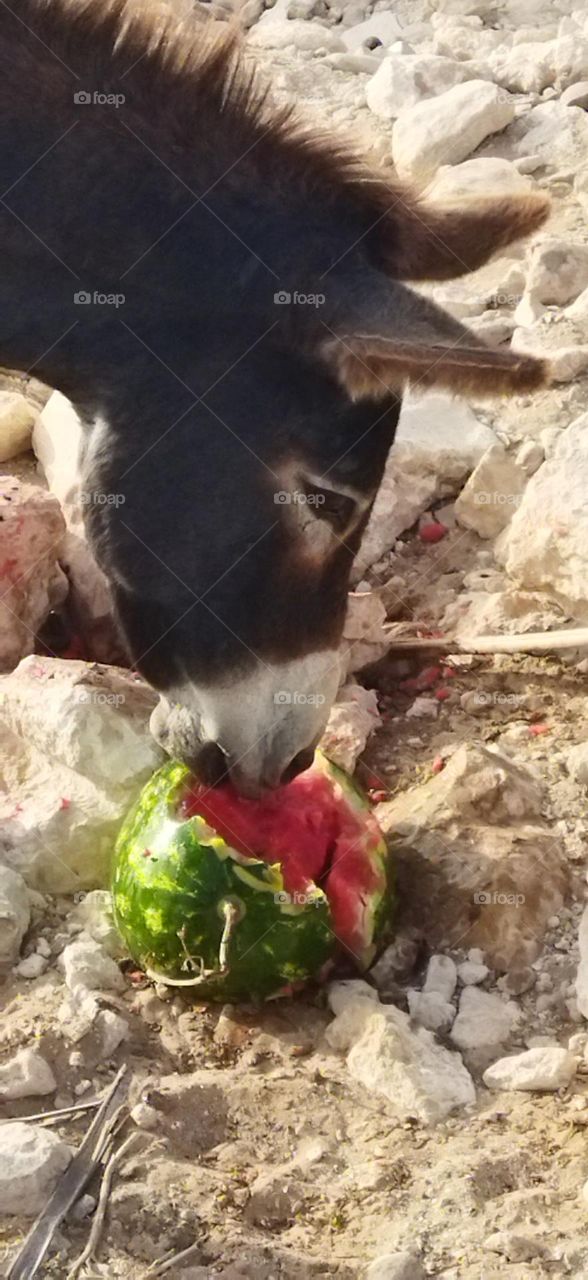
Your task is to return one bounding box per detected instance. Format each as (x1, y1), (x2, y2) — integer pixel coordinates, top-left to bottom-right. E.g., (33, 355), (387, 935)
(80, 187), (549, 795)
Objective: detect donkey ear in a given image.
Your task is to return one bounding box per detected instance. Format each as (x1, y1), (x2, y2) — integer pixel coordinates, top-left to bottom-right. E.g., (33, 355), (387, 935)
(320, 278), (549, 400)
(376, 192), (550, 282)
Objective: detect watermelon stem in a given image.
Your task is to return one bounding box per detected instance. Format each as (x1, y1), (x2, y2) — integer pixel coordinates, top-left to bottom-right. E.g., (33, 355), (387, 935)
(144, 900), (240, 989)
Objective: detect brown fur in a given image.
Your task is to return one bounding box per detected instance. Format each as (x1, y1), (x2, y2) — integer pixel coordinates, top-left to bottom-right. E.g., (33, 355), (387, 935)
(1, 0), (549, 280)
(324, 335), (551, 400)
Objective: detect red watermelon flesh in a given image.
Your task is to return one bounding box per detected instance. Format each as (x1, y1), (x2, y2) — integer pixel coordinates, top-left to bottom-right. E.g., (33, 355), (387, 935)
(181, 762), (387, 961)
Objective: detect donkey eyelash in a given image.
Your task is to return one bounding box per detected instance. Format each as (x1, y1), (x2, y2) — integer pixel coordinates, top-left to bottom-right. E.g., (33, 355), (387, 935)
(299, 482), (357, 532)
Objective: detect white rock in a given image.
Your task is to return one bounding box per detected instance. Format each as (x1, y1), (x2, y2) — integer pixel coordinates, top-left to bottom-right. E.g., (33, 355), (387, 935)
(0, 1122), (71, 1215)
(455, 443), (527, 539)
(130, 1102), (159, 1131)
(483, 1046), (577, 1091)
(407, 990), (455, 1032)
(95, 1008), (128, 1058)
(525, 238), (588, 306)
(566, 741), (588, 786)
(248, 19), (344, 51)
(33, 393), (120, 663)
(328, 979), (380, 1017)
(60, 938), (125, 995)
(431, 0), (497, 14)
(0, 1046), (56, 1099)
(320, 683), (380, 772)
(326, 987), (475, 1124)
(0, 864), (30, 969)
(366, 54), (468, 120)
(342, 591), (389, 671)
(513, 101), (588, 173)
(0, 655), (162, 889)
(14, 952), (48, 979)
(458, 960), (489, 985)
(0, 393), (36, 462)
(364, 1253), (426, 1280)
(68, 889), (124, 957)
(325, 51), (381, 74)
(575, 903), (588, 1019)
(451, 988), (521, 1052)
(392, 81), (515, 182)
(424, 954), (458, 1000)
(377, 743), (566, 970)
(516, 440), (544, 475)
(497, 412), (588, 621)
(406, 696), (439, 719)
(513, 293), (545, 327)
(488, 36), (588, 94)
(0, 478), (67, 672)
(426, 157), (532, 204)
(561, 79), (588, 107)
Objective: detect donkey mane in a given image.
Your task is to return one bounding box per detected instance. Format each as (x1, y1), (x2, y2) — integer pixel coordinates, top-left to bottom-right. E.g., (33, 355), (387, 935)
(0, 0), (550, 285)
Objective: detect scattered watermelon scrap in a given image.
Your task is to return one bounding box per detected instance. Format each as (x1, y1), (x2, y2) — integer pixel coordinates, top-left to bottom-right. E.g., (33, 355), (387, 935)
(111, 753), (393, 1003)
(529, 723), (549, 736)
(419, 521), (448, 544)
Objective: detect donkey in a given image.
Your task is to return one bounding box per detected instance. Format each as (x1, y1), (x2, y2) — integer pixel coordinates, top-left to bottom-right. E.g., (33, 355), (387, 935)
(0, 0), (549, 793)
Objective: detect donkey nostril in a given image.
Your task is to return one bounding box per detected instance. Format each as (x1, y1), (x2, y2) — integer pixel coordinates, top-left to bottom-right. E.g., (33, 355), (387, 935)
(192, 741), (230, 787)
(280, 746), (316, 787)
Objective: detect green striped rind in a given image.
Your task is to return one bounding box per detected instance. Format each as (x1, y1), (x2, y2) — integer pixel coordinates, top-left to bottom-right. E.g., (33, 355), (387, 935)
(111, 761), (336, 1002)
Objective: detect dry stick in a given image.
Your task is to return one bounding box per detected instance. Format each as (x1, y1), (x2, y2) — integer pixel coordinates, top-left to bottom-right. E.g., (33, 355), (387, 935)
(6, 1065), (129, 1280)
(0, 1100), (101, 1127)
(146, 1240), (203, 1277)
(382, 626), (588, 656)
(67, 1131), (144, 1280)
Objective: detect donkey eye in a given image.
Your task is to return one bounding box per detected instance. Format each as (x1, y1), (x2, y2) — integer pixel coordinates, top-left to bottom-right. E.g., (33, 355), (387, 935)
(300, 482), (357, 531)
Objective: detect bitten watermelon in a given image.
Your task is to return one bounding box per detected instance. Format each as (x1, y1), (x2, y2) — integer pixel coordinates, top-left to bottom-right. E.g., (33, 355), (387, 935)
(111, 753), (392, 1002)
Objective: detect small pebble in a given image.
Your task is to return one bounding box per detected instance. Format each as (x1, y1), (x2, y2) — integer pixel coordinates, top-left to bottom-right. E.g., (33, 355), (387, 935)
(14, 953), (48, 979)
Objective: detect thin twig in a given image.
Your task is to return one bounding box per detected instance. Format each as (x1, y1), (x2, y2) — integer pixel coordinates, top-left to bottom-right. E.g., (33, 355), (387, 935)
(0, 1099), (101, 1127)
(146, 1240), (203, 1276)
(382, 625), (588, 656)
(67, 1131), (144, 1279)
(6, 1066), (129, 1280)
(146, 898), (240, 987)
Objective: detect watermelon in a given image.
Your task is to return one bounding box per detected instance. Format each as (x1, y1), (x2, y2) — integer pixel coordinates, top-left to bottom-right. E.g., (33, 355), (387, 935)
(111, 753), (392, 1002)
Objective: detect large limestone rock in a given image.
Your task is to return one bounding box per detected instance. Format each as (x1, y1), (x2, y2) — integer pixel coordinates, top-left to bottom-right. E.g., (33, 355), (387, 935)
(33, 392), (123, 663)
(326, 982), (475, 1125)
(392, 80), (515, 182)
(0, 392), (37, 462)
(0, 1123), (71, 1216)
(524, 240), (588, 308)
(366, 54), (469, 120)
(0, 864), (30, 970)
(511, 101), (588, 172)
(0, 655), (163, 890)
(0, 477), (68, 672)
(355, 393), (497, 573)
(426, 156), (532, 203)
(319, 683), (381, 773)
(487, 36), (588, 94)
(377, 744), (568, 970)
(497, 412), (588, 622)
(455, 443), (527, 539)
